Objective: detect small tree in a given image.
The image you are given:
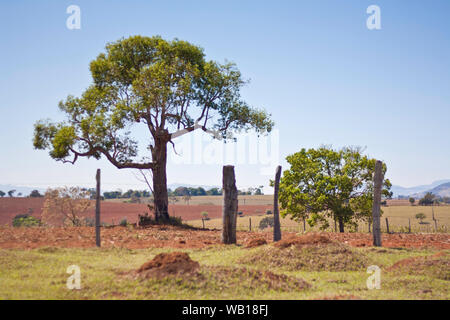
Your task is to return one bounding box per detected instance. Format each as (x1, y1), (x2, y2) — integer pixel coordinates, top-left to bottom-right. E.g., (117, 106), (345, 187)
(409, 197), (415, 206)
(0, 190), (5, 197)
(415, 212), (427, 223)
(201, 211), (209, 220)
(7, 190), (16, 197)
(419, 192), (435, 206)
(29, 190), (43, 198)
(183, 194), (192, 205)
(278, 146), (392, 233)
(42, 187), (92, 226)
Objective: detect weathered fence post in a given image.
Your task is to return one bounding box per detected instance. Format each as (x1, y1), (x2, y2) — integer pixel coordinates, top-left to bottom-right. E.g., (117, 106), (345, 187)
(249, 217), (252, 232)
(222, 166), (238, 244)
(434, 219), (438, 232)
(408, 218), (411, 233)
(385, 217), (390, 234)
(303, 217), (306, 232)
(202, 218), (205, 229)
(95, 169), (101, 247)
(273, 165), (282, 242)
(368, 221), (371, 233)
(372, 160), (383, 247)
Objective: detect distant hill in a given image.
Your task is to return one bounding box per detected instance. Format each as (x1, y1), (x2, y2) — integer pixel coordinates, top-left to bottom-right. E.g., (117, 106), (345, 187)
(410, 182), (450, 199)
(391, 179), (450, 197)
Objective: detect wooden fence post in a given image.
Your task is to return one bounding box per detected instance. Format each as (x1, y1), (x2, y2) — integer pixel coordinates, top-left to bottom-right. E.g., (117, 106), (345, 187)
(385, 217), (390, 234)
(95, 169), (101, 247)
(368, 221), (371, 233)
(202, 218), (205, 229)
(434, 219), (438, 232)
(408, 218), (411, 233)
(273, 165), (282, 242)
(303, 217), (306, 232)
(372, 160), (383, 247)
(222, 166), (238, 244)
(249, 217), (252, 232)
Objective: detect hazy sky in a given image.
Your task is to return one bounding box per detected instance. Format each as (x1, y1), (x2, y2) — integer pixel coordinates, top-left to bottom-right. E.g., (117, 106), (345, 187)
(0, 0), (449, 192)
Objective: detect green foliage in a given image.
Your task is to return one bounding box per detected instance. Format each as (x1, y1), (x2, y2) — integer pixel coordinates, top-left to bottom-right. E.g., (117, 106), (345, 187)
(265, 209), (272, 215)
(419, 193), (435, 206)
(278, 146), (392, 231)
(259, 216), (274, 230)
(415, 213), (427, 222)
(138, 212), (183, 227)
(409, 197), (415, 205)
(0, 191), (5, 197)
(29, 190), (43, 198)
(119, 218), (128, 227)
(12, 214), (41, 227)
(201, 211), (209, 220)
(33, 35), (273, 169)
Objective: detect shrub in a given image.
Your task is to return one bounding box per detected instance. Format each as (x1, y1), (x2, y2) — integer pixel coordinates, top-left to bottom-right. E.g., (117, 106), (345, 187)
(138, 212), (183, 227)
(265, 209), (272, 215)
(12, 214), (41, 227)
(82, 217), (95, 227)
(119, 218), (128, 227)
(415, 213), (426, 222)
(238, 211), (243, 217)
(201, 211), (210, 220)
(259, 216), (274, 230)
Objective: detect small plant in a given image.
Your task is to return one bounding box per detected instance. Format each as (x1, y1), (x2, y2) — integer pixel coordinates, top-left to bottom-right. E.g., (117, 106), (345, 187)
(119, 217), (128, 227)
(265, 209), (272, 215)
(259, 216), (274, 230)
(415, 212), (427, 224)
(12, 214), (41, 227)
(201, 211), (210, 220)
(238, 211), (244, 217)
(82, 217), (95, 227)
(138, 212), (183, 227)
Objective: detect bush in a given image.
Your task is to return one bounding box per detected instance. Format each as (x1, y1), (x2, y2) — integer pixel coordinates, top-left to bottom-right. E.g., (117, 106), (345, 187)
(265, 209), (272, 215)
(12, 214), (41, 227)
(119, 218), (128, 227)
(259, 216), (274, 230)
(82, 217), (95, 227)
(238, 211), (243, 217)
(138, 212), (183, 227)
(201, 211), (210, 220)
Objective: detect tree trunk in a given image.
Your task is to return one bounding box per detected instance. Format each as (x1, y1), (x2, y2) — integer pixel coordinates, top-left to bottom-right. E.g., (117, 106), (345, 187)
(273, 165), (282, 242)
(338, 216), (345, 233)
(372, 160), (383, 247)
(151, 138), (169, 221)
(222, 166), (238, 244)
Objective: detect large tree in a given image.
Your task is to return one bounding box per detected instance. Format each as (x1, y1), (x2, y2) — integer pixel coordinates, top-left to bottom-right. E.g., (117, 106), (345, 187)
(33, 36), (273, 221)
(278, 146), (392, 232)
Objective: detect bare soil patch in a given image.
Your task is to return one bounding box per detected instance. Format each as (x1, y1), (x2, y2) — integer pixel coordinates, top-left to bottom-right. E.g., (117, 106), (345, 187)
(387, 252), (449, 280)
(245, 238), (267, 248)
(0, 226), (448, 250)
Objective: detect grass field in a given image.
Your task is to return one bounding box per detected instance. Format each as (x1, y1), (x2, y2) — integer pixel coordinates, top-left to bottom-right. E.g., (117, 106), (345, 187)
(188, 205), (450, 233)
(0, 245), (448, 300)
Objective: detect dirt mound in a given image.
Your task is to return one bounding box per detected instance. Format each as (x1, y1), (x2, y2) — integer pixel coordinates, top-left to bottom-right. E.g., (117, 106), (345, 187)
(205, 266), (311, 291)
(240, 242), (369, 272)
(387, 252), (449, 280)
(137, 252), (200, 278)
(245, 238), (267, 248)
(274, 233), (332, 249)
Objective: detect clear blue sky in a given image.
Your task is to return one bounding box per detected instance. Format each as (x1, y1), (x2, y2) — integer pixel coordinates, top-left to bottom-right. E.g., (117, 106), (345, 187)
(0, 0), (449, 192)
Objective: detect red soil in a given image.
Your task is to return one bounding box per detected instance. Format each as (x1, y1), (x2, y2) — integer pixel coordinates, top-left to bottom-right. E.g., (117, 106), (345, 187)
(137, 252), (200, 278)
(0, 198), (271, 226)
(0, 227), (448, 250)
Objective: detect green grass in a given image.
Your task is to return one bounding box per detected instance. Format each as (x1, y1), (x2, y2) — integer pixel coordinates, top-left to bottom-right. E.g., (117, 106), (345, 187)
(0, 245), (448, 300)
